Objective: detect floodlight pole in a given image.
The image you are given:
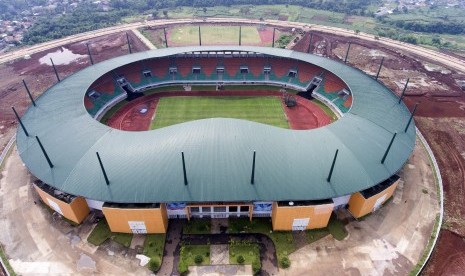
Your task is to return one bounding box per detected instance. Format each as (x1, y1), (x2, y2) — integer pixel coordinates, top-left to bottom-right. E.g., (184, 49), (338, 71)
(96, 152), (110, 185)
(381, 132), (397, 164)
(22, 79), (36, 107)
(307, 33), (313, 53)
(198, 26), (202, 46)
(404, 103), (418, 133)
(272, 28), (276, 48)
(126, 32), (132, 54)
(50, 58), (60, 82)
(163, 28), (168, 47)
(327, 149), (339, 182)
(86, 43), (94, 65)
(251, 151), (256, 184)
(182, 152), (188, 185)
(12, 106), (29, 137)
(375, 57), (384, 80)
(36, 136), (53, 168)
(398, 78), (410, 104)
(239, 26), (242, 46)
(344, 43), (351, 64)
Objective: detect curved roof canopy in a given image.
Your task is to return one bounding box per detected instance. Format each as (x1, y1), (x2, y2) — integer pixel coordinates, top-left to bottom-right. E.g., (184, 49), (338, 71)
(16, 46), (416, 203)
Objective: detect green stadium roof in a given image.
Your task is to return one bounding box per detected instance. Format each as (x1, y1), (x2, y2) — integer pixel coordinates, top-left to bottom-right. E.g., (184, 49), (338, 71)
(16, 46), (416, 203)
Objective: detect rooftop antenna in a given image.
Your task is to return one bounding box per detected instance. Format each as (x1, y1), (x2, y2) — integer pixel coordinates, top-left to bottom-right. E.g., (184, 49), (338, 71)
(344, 43), (351, 64)
(50, 58), (60, 82)
(307, 33), (313, 53)
(126, 32), (132, 54)
(86, 43), (94, 65)
(375, 57), (384, 80)
(36, 136), (53, 168)
(381, 132), (397, 164)
(327, 149), (339, 182)
(272, 28), (276, 48)
(12, 106), (29, 137)
(404, 103), (419, 133)
(398, 78), (410, 104)
(22, 79), (36, 106)
(163, 27), (168, 48)
(182, 152), (188, 185)
(96, 152), (110, 185)
(251, 151), (256, 184)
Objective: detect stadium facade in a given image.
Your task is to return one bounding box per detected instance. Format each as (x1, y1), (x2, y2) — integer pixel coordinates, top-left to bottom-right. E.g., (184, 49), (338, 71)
(17, 46), (415, 233)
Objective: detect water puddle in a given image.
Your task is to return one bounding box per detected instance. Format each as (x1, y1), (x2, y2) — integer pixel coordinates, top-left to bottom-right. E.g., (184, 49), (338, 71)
(39, 47), (85, 66)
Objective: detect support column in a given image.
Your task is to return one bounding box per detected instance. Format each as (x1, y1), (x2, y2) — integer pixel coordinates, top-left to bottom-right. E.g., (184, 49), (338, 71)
(36, 136), (53, 168)
(344, 43), (351, 64)
(398, 78), (410, 104)
(126, 32), (132, 54)
(50, 58), (60, 82)
(182, 152), (188, 185)
(404, 103), (418, 133)
(96, 152), (110, 185)
(163, 27), (168, 48)
(22, 79), (36, 106)
(198, 26), (202, 46)
(12, 107), (29, 137)
(375, 57), (384, 80)
(327, 149), (339, 182)
(251, 151), (256, 184)
(272, 28), (276, 48)
(86, 43), (94, 65)
(307, 33), (313, 53)
(381, 133), (397, 164)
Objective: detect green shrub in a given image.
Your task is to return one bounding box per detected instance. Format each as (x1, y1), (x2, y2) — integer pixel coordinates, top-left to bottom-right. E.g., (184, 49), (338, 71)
(194, 254), (203, 264)
(236, 255), (245, 264)
(178, 260), (189, 275)
(148, 258), (160, 272)
(252, 260), (261, 274)
(280, 256), (291, 268)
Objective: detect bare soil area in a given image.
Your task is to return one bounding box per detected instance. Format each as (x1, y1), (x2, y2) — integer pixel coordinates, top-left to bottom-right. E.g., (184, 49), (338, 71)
(0, 31), (148, 140)
(293, 32), (465, 274)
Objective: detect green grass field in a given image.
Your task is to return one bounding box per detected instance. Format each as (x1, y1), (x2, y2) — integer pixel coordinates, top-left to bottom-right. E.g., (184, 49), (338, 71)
(150, 96), (289, 129)
(168, 25), (261, 46)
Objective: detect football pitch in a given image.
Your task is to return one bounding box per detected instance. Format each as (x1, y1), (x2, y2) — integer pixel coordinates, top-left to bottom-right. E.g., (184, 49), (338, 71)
(168, 25), (262, 46)
(150, 96), (289, 129)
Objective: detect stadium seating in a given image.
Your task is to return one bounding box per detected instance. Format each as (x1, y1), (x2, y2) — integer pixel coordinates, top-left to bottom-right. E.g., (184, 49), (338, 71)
(323, 72), (348, 92)
(85, 73), (125, 117)
(297, 61), (323, 85)
(115, 62), (143, 86)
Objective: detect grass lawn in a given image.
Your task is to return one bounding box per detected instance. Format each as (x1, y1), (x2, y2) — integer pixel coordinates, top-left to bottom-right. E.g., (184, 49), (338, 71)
(87, 220), (111, 246)
(306, 228), (330, 243)
(150, 96), (289, 129)
(229, 241), (261, 274)
(143, 234), (166, 269)
(227, 218), (295, 268)
(183, 219), (212, 234)
(168, 25), (261, 46)
(87, 219), (134, 247)
(180, 244), (211, 265)
(327, 213), (348, 241)
(112, 233), (133, 247)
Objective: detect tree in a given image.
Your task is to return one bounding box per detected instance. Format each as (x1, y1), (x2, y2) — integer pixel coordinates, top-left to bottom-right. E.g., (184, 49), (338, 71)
(163, 10), (168, 18)
(148, 258), (160, 272)
(280, 256), (291, 268)
(194, 255), (203, 264)
(203, 7), (207, 13)
(355, 29), (360, 35)
(237, 255), (245, 264)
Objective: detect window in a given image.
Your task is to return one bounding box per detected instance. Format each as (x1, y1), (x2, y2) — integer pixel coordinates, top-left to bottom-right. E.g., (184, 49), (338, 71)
(264, 66), (271, 74)
(214, 206), (227, 212)
(201, 206), (211, 212)
(240, 206), (249, 212)
(190, 207), (199, 212)
(240, 66), (249, 74)
(229, 206), (238, 212)
(288, 70), (297, 78)
(169, 67), (177, 74)
(87, 90), (100, 100)
(216, 67), (225, 73)
(192, 67), (201, 74)
(143, 70), (152, 78)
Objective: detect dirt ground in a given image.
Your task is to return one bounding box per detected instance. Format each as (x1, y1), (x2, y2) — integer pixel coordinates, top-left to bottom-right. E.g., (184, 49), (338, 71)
(106, 90), (331, 131)
(293, 31), (465, 275)
(0, 31), (148, 140)
(283, 138), (439, 275)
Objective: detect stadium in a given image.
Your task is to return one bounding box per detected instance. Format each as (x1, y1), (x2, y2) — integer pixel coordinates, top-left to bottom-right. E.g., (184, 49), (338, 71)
(16, 45), (416, 234)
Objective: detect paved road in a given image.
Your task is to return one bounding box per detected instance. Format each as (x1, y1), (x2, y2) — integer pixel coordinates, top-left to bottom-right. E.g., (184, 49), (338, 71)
(1, 18), (464, 74)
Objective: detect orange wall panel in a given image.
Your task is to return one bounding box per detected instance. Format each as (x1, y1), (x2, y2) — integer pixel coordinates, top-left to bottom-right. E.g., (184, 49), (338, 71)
(102, 205), (168, 234)
(271, 202), (334, 231)
(348, 180), (399, 218)
(34, 184), (90, 224)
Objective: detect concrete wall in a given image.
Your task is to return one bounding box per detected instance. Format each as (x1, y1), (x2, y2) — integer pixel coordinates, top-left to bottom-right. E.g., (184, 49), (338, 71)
(34, 184), (90, 224)
(102, 204), (168, 233)
(348, 180), (399, 219)
(271, 202), (334, 230)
